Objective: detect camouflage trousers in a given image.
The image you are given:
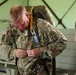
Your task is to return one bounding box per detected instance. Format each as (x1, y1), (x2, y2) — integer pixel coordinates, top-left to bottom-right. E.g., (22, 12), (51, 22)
(16, 58), (52, 75)
(17, 66), (52, 75)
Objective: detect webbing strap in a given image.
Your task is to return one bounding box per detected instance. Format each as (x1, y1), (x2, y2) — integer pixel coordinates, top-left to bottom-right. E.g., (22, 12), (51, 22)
(30, 6), (34, 30)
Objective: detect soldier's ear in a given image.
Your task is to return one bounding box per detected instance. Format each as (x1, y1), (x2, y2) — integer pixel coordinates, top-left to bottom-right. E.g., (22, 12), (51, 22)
(25, 11), (30, 18)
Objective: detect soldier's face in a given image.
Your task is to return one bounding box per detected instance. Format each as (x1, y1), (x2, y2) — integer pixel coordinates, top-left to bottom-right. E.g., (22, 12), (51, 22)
(12, 12), (29, 30)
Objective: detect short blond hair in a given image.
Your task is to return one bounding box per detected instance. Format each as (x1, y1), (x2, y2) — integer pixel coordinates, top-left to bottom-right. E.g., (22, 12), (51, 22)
(10, 5), (26, 21)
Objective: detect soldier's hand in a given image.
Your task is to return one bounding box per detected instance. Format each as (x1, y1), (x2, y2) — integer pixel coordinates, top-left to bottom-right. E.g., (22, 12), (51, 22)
(27, 48), (40, 57)
(16, 49), (27, 58)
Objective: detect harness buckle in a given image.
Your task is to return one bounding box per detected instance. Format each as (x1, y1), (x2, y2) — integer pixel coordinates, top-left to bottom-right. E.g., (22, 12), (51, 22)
(32, 64), (42, 74)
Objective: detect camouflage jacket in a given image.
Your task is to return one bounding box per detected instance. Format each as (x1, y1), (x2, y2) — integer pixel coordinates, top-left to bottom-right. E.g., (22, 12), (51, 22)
(1, 18), (67, 74)
(1, 18), (67, 61)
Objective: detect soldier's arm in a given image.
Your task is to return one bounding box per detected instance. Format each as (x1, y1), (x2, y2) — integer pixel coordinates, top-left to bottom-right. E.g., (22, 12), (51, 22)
(26, 19), (67, 58)
(37, 19), (67, 59)
(39, 30), (67, 58)
(1, 33), (17, 61)
(1, 32), (28, 60)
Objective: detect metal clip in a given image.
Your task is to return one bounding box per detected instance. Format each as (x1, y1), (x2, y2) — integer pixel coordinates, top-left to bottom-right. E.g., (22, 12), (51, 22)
(30, 30), (39, 43)
(30, 30), (36, 35)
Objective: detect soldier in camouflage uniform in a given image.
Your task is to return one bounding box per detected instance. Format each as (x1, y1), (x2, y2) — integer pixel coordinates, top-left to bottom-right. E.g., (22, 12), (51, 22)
(1, 5), (67, 75)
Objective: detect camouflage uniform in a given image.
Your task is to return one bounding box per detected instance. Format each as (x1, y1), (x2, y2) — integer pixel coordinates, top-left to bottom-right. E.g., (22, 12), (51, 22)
(1, 6), (67, 75)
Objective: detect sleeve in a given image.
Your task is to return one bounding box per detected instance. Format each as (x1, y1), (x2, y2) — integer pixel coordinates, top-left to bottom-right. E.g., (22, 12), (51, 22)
(1, 30), (17, 61)
(37, 19), (67, 59)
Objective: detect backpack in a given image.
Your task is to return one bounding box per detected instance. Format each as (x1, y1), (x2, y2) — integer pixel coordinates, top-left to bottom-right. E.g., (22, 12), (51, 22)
(25, 5), (55, 26)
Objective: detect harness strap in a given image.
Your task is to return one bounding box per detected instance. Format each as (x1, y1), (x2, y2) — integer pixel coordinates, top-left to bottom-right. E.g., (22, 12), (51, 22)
(30, 6), (40, 44)
(30, 6), (34, 30)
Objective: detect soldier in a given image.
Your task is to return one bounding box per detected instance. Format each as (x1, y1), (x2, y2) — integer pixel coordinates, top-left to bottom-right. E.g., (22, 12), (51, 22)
(1, 5), (67, 75)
